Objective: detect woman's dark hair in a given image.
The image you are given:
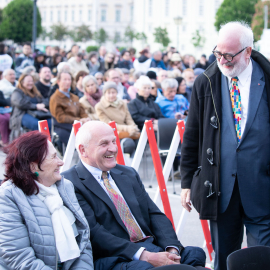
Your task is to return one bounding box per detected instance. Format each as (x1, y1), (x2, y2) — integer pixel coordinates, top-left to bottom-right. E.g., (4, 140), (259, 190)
(3, 131), (49, 196)
(175, 77), (185, 93)
(75, 70), (88, 83)
(52, 53), (62, 65)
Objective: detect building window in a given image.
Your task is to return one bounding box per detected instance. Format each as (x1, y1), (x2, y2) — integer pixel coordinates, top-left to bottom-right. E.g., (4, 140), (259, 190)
(72, 10), (75, 22)
(79, 10), (82, 21)
(199, 0), (204, 16)
(58, 10), (61, 22)
(101, 9), (106, 22)
(88, 9), (91, 21)
(149, 0), (152, 17)
(182, 24), (186, 32)
(148, 24), (152, 32)
(50, 10), (53, 22)
(183, 0), (187, 16)
(165, 0), (169, 17)
(65, 10), (67, 22)
(130, 4), (134, 22)
(115, 9), (121, 22)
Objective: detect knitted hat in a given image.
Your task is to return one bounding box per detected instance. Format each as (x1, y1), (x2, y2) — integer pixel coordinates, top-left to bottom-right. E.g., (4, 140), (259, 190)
(146, 70), (157, 80)
(102, 82), (118, 94)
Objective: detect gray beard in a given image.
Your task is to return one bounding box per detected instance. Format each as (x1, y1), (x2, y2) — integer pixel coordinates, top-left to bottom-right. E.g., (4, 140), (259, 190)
(186, 81), (194, 88)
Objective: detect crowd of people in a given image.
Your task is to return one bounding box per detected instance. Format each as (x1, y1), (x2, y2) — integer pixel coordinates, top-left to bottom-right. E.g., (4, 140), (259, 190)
(0, 41), (212, 156)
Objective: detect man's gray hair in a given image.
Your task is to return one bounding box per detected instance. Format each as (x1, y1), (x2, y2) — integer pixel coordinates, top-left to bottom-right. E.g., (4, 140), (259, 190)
(134, 75), (152, 89)
(57, 62), (71, 72)
(219, 21), (254, 49)
(82, 75), (98, 90)
(153, 51), (162, 56)
(3, 68), (14, 77)
(133, 71), (145, 80)
(161, 78), (178, 90)
(22, 66), (36, 75)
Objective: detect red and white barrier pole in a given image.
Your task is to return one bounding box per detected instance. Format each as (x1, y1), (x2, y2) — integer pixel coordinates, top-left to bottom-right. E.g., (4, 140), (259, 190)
(108, 121), (125, 165)
(38, 120), (51, 141)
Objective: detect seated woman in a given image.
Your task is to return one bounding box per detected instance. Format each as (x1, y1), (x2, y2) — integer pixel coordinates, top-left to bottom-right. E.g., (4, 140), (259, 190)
(0, 131), (93, 270)
(128, 76), (164, 131)
(49, 71), (90, 146)
(79, 75), (101, 120)
(10, 73), (50, 137)
(96, 82), (140, 156)
(74, 70), (88, 99)
(0, 90), (11, 146)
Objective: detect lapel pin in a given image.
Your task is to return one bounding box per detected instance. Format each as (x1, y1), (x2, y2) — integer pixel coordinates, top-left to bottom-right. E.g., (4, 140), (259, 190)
(258, 83), (260, 86)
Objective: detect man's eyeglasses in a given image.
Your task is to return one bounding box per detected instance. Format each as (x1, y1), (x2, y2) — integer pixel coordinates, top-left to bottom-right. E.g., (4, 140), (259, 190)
(212, 46), (247, 62)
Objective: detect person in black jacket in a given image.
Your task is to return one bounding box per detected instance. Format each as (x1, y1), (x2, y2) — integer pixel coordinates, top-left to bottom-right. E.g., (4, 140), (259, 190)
(128, 75), (164, 131)
(0, 90), (11, 145)
(116, 50), (133, 70)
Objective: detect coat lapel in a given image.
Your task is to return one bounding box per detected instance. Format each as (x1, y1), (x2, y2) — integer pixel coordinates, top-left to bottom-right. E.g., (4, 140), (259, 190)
(75, 161), (128, 234)
(240, 60), (265, 144)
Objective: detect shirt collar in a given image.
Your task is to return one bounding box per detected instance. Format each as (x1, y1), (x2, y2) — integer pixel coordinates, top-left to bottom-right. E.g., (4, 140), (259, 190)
(228, 59), (253, 85)
(59, 89), (70, 98)
(81, 160), (109, 180)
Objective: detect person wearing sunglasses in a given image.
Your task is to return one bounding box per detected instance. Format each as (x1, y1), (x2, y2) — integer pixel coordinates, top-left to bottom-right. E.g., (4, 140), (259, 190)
(180, 21), (270, 270)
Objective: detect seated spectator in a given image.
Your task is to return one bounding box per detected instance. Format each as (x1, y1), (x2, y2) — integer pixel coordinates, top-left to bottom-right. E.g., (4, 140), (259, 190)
(104, 53), (115, 72)
(35, 67), (52, 98)
(194, 68), (205, 78)
(75, 70), (88, 98)
(116, 50), (133, 70)
(96, 82), (140, 156)
(0, 131), (94, 270)
(49, 71), (90, 146)
(87, 52), (100, 75)
(168, 53), (182, 71)
(128, 71), (145, 100)
(79, 75), (101, 120)
(67, 44), (80, 60)
(156, 78), (189, 119)
(62, 121), (207, 270)
(181, 54), (190, 70)
(133, 48), (152, 73)
(146, 70), (157, 81)
(0, 43), (13, 72)
(0, 69), (17, 100)
(68, 52), (89, 77)
(175, 77), (189, 101)
(182, 68), (195, 102)
(95, 72), (104, 86)
(34, 51), (47, 73)
(0, 90), (11, 146)
(97, 46), (106, 73)
(128, 76), (164, 131)
(162, 52), (169, 69)
(10, 74), (50, 137)
(21, 65), (36, 77)
(195, 54), (209, 70)
(107, 69), (131, 101)
(120, 68), (131, 89)
(150, 51), (167, 70)
(49, 53), (63, 77)
(189, 55), (196, 69)
(15, 42), (34, 79)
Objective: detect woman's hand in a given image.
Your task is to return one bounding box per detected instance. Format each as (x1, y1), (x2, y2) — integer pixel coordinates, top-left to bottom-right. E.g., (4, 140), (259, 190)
(36, 103), (48, 112)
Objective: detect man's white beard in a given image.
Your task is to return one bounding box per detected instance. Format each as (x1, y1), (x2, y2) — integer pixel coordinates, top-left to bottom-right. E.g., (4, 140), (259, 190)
(217, 55), (248, 78)
(186, 81), (194, 88)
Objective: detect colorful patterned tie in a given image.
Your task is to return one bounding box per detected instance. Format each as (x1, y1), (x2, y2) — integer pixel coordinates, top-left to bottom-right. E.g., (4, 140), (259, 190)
(101, 171), (144, 242)
(230, 77), (241, 143)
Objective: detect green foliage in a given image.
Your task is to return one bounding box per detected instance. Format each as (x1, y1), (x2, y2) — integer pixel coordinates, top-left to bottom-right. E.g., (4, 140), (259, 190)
(153, 27), (170, 48)
(136, 32), (147, 42)
(40, 27), (48, 41)
(251, 0), (270, 41)
(191, 30), (205, 48)
(124, 26), (137, 43)
(93, 28), (109, 45)
(70, 24), (92, 42)
(215, 0), (259, 31)
(86, 45), (99, 53)
(49, 23), (69, 42)
(113, 32), (121, 44)
(0, 0), (42, 43)
(118, 47), (126, 52)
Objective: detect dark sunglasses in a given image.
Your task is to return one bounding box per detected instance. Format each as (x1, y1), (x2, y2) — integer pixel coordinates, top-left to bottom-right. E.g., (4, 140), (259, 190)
(212, 46), (247, 62)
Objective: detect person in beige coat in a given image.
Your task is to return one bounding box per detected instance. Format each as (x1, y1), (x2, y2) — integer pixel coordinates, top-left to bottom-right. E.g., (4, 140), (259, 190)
(68, 53), (89, 77)
(96, 82), (140, 156)
(79, 75), (101, 120)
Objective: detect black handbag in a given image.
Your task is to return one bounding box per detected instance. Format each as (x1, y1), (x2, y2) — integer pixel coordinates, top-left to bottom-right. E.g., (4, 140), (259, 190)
(27, 110), (51, 120)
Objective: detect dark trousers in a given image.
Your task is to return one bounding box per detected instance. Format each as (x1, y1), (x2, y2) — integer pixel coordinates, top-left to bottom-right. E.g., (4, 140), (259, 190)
(22, 113), (52, 133)
(0, 113), (10, 144)
(210, 179), (270, 270)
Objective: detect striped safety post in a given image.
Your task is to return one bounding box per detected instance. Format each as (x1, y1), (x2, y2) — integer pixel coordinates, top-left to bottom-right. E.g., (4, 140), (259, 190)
(38, 120), (51, 141)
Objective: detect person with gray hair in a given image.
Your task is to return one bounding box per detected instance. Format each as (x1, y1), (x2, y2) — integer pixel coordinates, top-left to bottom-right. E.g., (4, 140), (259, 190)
(155, 78), (189, 119)
(79, 75), (102, 120)
(150, 51), (167, 70)
(0, 69), (17, 99)
(180, 21), (270, 270)
(128, 75), (164, 131)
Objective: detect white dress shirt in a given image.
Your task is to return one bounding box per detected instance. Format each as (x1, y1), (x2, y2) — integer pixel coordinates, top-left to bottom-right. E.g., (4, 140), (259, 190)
(227, 60), (253, 136)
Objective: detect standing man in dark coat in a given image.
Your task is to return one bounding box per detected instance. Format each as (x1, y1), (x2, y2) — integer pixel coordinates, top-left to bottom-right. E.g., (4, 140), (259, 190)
(180, 21), (270, 270)
(62, 121), (207, 270)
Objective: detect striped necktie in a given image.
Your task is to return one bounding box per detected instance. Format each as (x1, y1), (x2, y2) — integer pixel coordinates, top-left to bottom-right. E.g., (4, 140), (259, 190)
(230, 77), (241, 143)
(101, 171), (144, 242)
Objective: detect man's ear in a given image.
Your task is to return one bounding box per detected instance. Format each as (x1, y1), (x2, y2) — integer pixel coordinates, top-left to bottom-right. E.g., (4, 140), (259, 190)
(79, 144), (87, 158)
(246, 47), (252, 58)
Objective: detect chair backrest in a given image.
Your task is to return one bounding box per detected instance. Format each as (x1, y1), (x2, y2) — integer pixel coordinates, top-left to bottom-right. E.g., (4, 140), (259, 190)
(154, 265), (196, 270)
(157, 118), (180, 152)
(227, 246), (270, 270)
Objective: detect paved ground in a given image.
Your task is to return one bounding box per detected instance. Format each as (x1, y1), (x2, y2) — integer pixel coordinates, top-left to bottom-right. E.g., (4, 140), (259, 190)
(0, 147), (248, 268)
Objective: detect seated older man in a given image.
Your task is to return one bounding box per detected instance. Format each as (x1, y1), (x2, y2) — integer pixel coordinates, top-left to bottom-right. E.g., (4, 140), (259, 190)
(62, 121), (206, 270)
(0, 69), (17, 101)
(155, 78), (189, 119)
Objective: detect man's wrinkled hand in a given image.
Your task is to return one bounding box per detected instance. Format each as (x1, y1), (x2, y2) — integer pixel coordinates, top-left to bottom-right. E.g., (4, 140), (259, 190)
(181, 188), (192, 212)
(140, 251), (180, 267)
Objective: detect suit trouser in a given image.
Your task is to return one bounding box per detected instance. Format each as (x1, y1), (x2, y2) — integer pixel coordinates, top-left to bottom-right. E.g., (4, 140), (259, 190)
(210, 179), (270, 270)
